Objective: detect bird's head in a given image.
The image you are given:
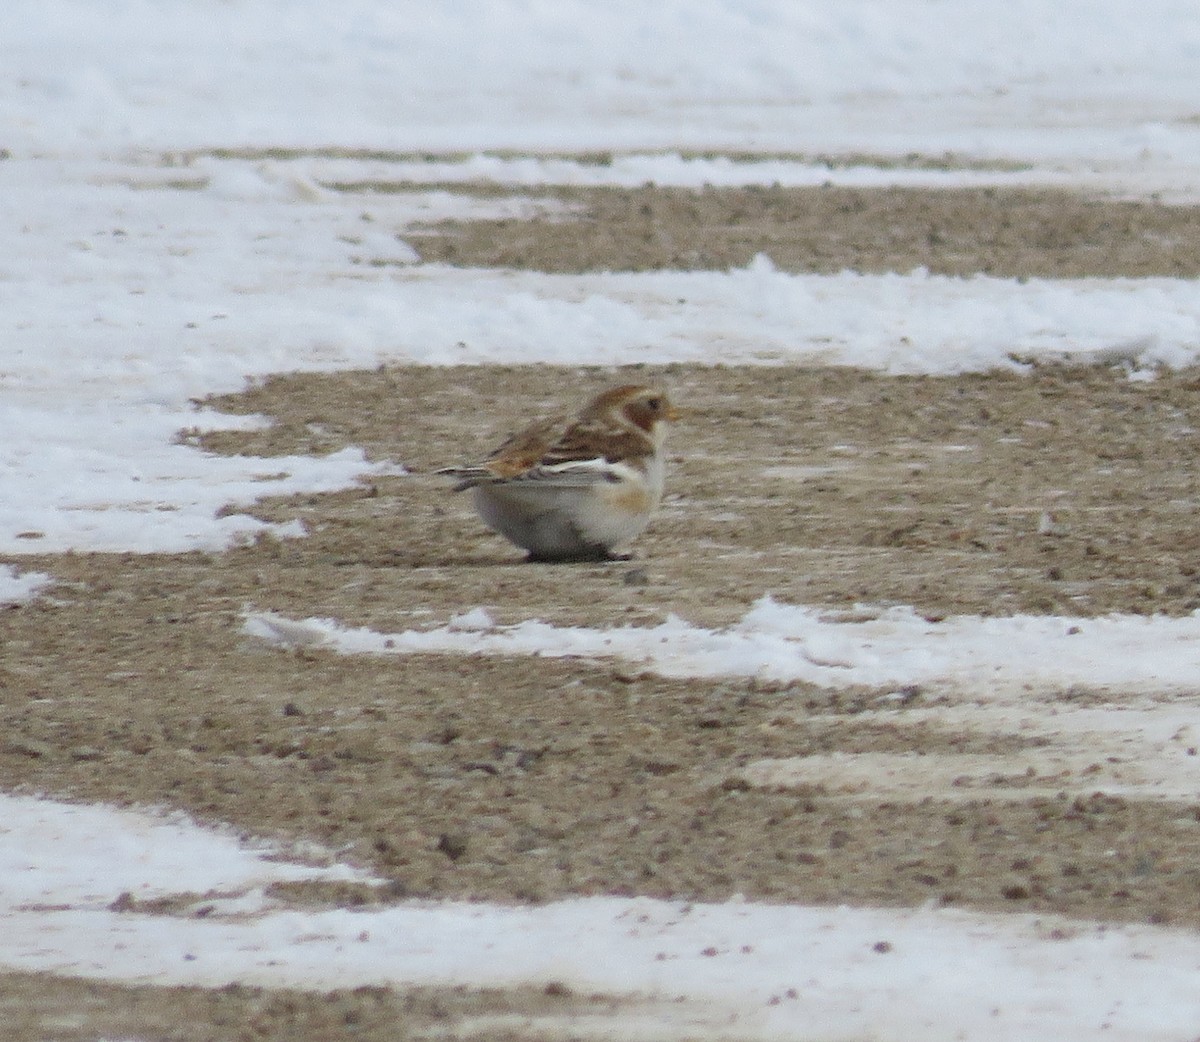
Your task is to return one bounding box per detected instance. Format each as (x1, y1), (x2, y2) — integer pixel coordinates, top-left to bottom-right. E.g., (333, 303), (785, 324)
(584, 384), (679, 447)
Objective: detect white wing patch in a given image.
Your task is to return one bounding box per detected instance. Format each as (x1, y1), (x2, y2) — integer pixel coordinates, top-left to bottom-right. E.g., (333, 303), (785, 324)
(509, 458), (634, 488)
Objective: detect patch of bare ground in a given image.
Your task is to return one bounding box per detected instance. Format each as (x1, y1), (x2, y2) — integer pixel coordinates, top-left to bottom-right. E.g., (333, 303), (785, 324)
(0, 973), (613, 1042)
(388, 184), (1200, 278)
(7, 181), (1200, 1035)
(5, 364), (1200, 926)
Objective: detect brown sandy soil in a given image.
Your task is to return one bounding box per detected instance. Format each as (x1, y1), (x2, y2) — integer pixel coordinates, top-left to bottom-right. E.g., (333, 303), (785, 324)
(392, 182), (1200, 278)
(5, 179), (1200, 1039)
(0, 973), (618, 1041)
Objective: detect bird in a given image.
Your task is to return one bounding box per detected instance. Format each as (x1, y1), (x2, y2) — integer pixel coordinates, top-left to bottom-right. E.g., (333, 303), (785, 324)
(439, 383), (679, 562)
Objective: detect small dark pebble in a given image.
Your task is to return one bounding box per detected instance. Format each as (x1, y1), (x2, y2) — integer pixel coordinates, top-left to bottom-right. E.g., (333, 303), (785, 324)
(437, 833), (468, 862)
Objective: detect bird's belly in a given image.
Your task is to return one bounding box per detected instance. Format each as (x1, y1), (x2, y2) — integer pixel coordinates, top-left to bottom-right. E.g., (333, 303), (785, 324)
(473, 479), (654, 558)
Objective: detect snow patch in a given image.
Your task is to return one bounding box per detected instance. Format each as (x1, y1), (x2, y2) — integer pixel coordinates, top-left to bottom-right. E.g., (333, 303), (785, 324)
(0, 565), (52, 603)
(244, 598), (1200, 695)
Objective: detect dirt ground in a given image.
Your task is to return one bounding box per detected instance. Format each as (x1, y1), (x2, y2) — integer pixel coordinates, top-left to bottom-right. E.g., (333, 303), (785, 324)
(5, 178), (1200, 1039)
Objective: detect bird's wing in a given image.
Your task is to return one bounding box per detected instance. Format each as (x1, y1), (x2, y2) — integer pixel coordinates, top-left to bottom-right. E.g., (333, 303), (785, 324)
(441, 413), (650, 490)
(538, 419), (651, 469)
(505, 457), (629, 488)
(484, 414), (570, 476)
(438, 413), (568, 490)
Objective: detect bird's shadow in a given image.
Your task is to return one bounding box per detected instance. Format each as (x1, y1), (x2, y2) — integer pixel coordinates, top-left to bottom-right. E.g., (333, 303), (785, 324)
(385, 550), (636, 569)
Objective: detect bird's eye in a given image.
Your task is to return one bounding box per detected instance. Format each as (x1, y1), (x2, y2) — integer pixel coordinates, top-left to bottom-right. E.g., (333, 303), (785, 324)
(646, 397), (662, 411)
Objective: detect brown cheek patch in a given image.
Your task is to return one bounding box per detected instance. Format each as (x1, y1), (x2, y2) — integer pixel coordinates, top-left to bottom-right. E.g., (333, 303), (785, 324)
(624, 402), (655, 433)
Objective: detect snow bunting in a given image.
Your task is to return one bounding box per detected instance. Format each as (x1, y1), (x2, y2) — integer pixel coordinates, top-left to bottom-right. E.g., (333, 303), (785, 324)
(439, 384), (679, 561)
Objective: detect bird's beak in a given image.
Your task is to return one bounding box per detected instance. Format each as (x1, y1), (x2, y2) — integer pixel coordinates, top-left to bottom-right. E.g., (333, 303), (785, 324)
(666, 403), (682, 422)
